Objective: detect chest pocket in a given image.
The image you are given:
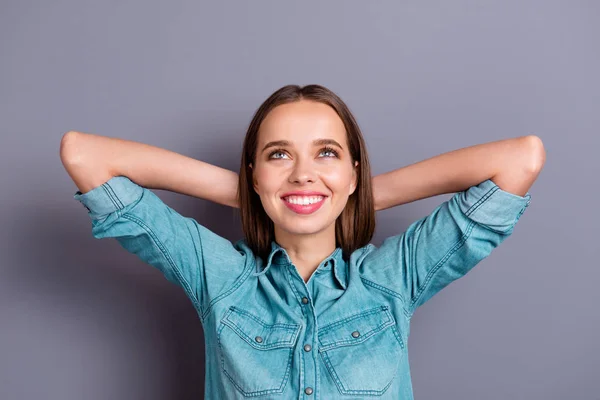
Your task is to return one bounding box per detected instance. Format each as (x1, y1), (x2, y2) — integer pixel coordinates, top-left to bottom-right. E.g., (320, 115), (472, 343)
(217, 305), (301, 397)
(318, 305), (405, 396)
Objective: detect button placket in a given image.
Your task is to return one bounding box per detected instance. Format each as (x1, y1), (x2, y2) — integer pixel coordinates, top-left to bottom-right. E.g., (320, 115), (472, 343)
(299, 291), (314, 396)
(286, 264), (316, 398)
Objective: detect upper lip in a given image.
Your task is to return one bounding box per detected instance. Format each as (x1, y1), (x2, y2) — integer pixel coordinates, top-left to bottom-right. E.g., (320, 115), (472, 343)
(281, 191), (328, 198)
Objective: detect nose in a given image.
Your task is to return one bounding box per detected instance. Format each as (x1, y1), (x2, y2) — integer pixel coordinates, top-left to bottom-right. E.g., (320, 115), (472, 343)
(288, 158), (317, 184)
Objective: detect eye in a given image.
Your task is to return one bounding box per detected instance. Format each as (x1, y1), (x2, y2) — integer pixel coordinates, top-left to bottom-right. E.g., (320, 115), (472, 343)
(320, 146), (339, 158)
(267, 148), (289, 159)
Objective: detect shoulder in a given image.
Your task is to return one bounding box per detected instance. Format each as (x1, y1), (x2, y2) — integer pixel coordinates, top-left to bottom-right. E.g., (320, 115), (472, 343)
(232, 238), (259, 269)
(349, 243), (380, 267)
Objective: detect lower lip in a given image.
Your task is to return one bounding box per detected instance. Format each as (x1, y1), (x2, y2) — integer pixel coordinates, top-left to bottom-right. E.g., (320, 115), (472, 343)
(282, 197), (326, 215)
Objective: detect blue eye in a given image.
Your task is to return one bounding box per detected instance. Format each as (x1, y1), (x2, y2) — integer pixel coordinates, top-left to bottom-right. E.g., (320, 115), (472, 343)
(320, 146), (339, 158)
(268, 149), (288, 159)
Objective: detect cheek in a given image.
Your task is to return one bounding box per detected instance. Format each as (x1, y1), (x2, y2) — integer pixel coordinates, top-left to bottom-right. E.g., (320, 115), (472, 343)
(254, 167), (279, 194)
(321, 168), (354, 190)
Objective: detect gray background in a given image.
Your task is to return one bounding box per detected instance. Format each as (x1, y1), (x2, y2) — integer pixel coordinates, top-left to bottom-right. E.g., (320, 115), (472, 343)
(1, 1), (597, 399)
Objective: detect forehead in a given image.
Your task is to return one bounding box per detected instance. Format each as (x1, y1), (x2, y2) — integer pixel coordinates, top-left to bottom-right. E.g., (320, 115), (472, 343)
(258, 100), (347, 145)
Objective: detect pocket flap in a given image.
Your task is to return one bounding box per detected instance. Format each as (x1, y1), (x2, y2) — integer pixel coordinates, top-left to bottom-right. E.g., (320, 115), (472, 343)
(318, 305), (395, 352)
(221, 306), (301, 350)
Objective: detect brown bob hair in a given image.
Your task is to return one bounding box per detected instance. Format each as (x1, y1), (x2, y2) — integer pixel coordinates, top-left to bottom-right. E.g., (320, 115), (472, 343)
(237, 84), (375, 262)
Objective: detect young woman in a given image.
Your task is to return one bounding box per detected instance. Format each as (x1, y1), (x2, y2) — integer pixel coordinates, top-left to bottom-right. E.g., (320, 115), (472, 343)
(60, 84), (543, 399)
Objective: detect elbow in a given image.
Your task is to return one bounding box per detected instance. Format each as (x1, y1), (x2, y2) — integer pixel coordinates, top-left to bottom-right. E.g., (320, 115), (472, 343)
(60, 131), (82, 165)
(523, 135), (546, 174)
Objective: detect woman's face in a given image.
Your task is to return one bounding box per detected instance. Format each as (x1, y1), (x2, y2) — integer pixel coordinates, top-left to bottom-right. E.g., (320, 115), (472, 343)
(250, 100), (358, 239)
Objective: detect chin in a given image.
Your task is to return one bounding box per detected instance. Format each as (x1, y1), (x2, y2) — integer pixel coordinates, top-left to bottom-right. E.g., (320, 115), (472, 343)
(277, 220), (331, 236)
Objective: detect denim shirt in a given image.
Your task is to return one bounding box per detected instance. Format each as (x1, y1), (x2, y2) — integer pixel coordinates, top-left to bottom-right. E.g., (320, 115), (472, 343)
(74, 176), (531, 399)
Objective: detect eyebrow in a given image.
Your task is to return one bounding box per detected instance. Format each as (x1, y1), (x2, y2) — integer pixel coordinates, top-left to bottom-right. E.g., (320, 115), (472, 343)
(261, 138), (344, 153)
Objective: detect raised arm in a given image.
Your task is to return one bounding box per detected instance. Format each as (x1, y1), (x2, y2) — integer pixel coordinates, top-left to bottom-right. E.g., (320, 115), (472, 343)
(372, 135), (545, 211)
(60, 130), (240, 208)
(361, 135), (545, 317)
(59, 131), (250, 320)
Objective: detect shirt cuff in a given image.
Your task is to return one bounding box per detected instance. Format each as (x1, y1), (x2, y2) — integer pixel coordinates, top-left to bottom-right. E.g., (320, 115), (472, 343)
(73, 176), (144, 218)
(456, 178), (532, 234)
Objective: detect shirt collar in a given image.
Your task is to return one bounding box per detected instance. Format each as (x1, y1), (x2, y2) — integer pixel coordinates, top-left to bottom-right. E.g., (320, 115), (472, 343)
(254, 240), (347, 289)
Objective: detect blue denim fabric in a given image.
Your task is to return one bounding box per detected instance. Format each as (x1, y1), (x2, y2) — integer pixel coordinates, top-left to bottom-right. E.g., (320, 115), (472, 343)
(74, 176), (531, 399)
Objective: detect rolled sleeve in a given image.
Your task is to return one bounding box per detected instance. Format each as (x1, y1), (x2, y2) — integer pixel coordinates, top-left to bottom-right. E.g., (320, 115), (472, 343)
(74, 176), (143, 220)
(456, 178), (531, 234)
(360, 178), (532, 319)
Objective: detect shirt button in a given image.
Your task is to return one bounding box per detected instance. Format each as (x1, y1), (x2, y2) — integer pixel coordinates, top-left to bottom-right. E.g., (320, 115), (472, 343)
(351, 330), (360, 338)
(301, 297), (309, 304)
(255, 336), (263, 343)
(304, 387), (313, 395)
(304, 344), (312, 352)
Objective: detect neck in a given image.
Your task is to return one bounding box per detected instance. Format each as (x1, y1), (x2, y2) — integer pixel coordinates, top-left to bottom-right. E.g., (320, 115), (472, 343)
(274, 224), (337, 280)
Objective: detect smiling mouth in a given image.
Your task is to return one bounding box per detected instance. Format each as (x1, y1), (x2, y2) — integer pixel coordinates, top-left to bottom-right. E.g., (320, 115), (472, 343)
(282, 195), (326, 205)
(281, 196), (327, 215)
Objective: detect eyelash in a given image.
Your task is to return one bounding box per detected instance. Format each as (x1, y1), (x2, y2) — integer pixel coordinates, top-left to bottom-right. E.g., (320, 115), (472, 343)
(268, 146), (340, 160)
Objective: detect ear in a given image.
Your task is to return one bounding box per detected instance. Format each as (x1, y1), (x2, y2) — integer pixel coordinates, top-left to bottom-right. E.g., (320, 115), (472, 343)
(349, 160), (359, 195)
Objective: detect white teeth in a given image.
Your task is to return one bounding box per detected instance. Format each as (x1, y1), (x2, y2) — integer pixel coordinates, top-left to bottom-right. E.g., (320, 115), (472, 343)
(283, 196), (324, 205)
